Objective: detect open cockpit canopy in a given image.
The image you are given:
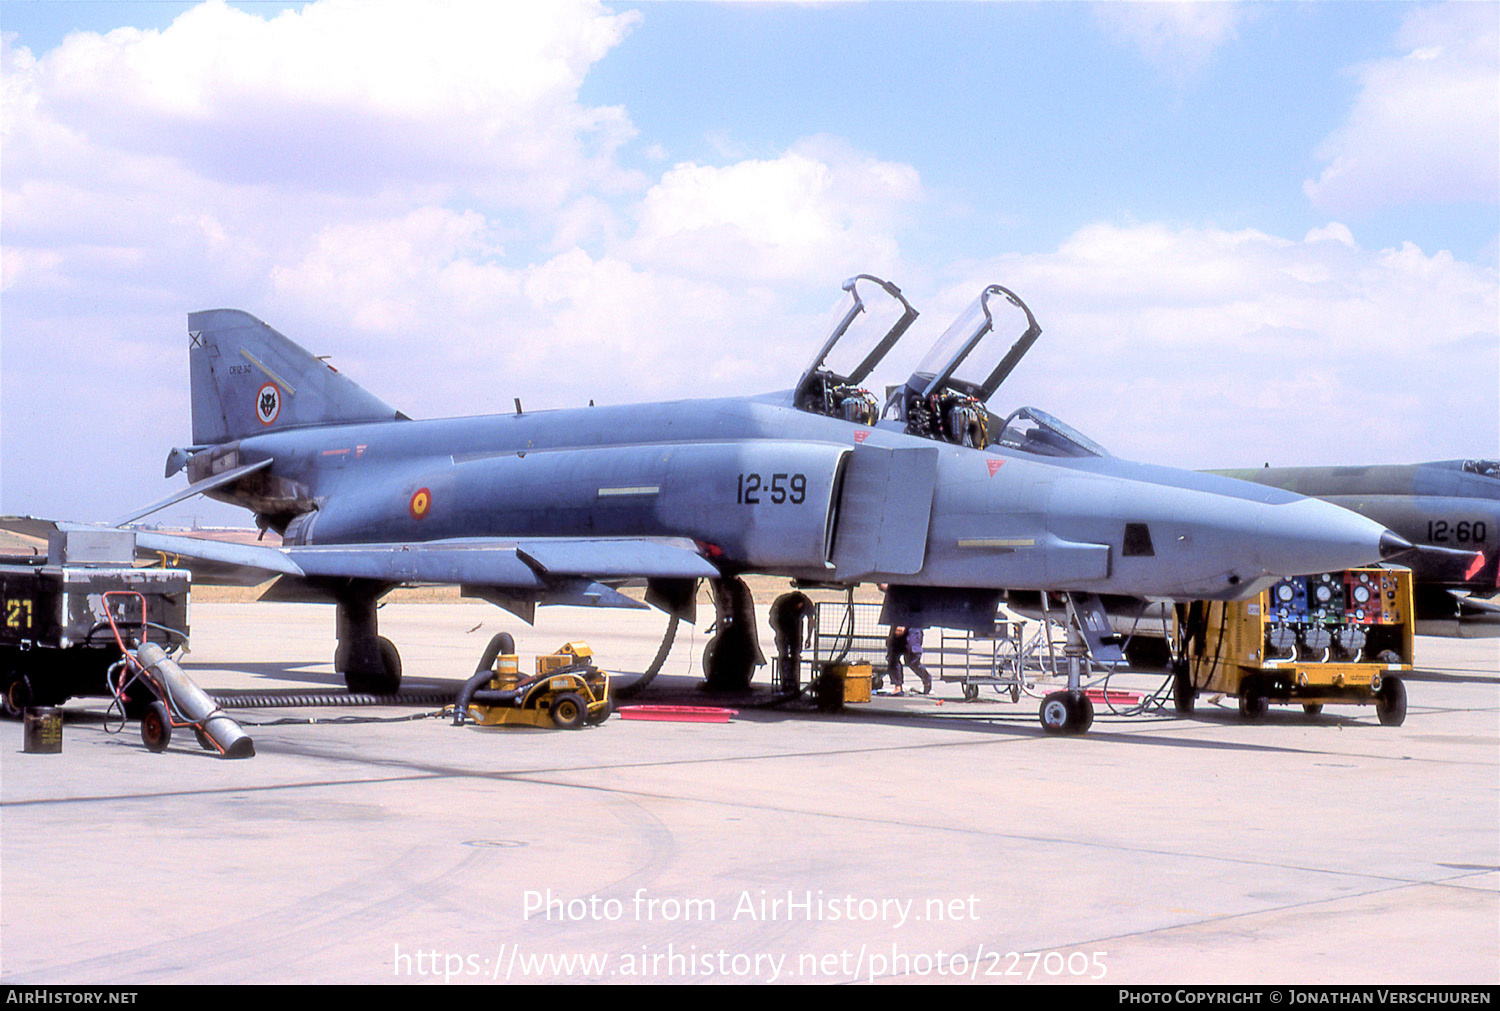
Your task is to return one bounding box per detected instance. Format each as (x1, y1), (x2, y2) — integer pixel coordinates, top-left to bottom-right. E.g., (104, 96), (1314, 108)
(794, 274), (918, 424)
(892, 284), (1042, 448)
(904, 284), (1041, 402)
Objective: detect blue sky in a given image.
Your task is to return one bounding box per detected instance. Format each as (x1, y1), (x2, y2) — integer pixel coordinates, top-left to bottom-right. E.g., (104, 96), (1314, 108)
(2, 1), (1496, 525)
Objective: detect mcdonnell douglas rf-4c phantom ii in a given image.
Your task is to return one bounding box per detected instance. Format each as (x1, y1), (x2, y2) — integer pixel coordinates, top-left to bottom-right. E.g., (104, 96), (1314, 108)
(96, 276), (1409, 733)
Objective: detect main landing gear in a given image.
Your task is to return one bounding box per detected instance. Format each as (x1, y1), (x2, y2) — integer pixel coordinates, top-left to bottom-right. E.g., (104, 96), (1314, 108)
(335, 590), (402, 694)
(702, 577), (764, 693)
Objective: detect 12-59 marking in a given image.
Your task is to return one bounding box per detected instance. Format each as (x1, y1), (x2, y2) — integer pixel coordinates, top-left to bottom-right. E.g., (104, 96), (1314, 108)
(737, 473), (807, 505)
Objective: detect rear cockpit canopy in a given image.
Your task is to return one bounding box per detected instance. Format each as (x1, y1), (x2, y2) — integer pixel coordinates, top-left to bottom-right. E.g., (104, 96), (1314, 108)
(892, 285), (1042, 449)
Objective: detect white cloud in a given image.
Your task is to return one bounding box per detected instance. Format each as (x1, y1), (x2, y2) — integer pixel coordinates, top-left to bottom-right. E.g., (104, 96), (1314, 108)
(939, 222), (1498, 469)
(1304, 2), (1499, 211)
(630, 137), (922, 283)
(10, 0), (642, 208)
(1095, 2), (1247, 81)
(0, 0), (648, 520)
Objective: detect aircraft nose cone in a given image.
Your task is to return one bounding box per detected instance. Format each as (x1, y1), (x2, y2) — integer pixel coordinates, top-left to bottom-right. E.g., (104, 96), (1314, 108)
(1379, 529), (1415, 560)
(1251, 496), (1396, 577)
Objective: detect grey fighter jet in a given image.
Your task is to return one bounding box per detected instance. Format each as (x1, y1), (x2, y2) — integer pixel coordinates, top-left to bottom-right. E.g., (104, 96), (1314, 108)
(95, 276), (1406, 732)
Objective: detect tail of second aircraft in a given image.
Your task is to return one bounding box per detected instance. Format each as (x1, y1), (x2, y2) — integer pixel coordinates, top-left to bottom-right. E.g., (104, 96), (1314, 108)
(188, 309), (404, 445)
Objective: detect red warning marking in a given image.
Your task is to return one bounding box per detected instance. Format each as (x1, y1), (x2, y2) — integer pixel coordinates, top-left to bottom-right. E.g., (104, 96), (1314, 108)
(853, 430), (870, 443)
(409, 487), (432, 520)
(986, 459), (1004, 477)
(1465, 551), (1485, 581)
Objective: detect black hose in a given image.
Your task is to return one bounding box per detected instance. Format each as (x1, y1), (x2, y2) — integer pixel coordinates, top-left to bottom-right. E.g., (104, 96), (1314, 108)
(614, 615), (679, 697)
(212, 689), (456, 708)
(472, 632), (516, 676)
(452, 632), (519, 725)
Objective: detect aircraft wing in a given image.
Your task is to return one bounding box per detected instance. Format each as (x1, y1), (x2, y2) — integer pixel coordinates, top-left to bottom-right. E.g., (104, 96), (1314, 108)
(276, 537), (719, 586)
(3, 517), (717, 605)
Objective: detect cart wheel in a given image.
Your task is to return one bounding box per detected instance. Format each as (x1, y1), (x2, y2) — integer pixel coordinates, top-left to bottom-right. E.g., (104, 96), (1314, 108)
(962, 683), (979, 702)
(1172, 662), (1195, 715)
(1302, 703), (1323, 716)
(194, 726), (216, 751)
(1375, 675), (1407, 727)
(1238, 682), (1268, 721)
(549, 692), (587, 730)
(1010, 682), (1021, 703)
(1039, 691), (1088, 735)
(2, 676), (32, 720)
(141, 701), (172, 753)
(585, 697), (613, 726)
(120, 684), (155, 720)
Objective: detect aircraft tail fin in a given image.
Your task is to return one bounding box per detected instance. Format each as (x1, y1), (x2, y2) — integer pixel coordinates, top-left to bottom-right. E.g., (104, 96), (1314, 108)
(188, 309), (404, 444)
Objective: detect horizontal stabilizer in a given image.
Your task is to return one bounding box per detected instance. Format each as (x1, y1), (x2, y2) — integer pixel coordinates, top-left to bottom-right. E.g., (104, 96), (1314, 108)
(134, 530), (305, 578)
(113, 459), (273, 527)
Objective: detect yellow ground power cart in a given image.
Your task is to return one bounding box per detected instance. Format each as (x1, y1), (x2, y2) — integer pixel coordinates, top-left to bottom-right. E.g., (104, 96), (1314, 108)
(456, 640), (613, 730)
(1175, 568), (1413, 726)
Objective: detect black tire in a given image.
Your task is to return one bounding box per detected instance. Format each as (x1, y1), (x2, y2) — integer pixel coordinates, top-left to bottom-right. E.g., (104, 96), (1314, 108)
(962, 683), (979, 702)
(1302, 703), (1323, 716)
(1239, 680), (1268, 721)
(194, 726), (215, 751)
(585, 696), (613, 726)
(1376, 675), (1407, 727)
(2, 675), (32, 720)
(1039, 691), (1081, 735)
(1076, 693), (1095, 733)
(1172, 662), (1195, 715)
(141, 701), (172, 753)
(549, 692), (587, 730)
(342, 636), (402, 694)
(702, 626), (754, 692)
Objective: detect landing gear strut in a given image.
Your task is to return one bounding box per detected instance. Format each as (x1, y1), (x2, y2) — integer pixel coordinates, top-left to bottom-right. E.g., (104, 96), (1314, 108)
(335, 590), (402, 694)
(702, 577), (763, 693)
(1038, 605), (1094, 735)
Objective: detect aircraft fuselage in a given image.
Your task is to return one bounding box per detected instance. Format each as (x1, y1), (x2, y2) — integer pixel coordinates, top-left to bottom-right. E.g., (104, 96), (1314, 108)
(198, 393), (1393, 603)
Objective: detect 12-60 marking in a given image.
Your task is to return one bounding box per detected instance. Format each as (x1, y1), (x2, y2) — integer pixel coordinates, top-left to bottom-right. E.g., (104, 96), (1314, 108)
(737, 473), (807, 505)
(1427, 520), (1487, 544)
